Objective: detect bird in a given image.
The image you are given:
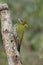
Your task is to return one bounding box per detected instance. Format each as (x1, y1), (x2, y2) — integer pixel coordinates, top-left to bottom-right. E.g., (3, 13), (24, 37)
(13, 18), (28, 52)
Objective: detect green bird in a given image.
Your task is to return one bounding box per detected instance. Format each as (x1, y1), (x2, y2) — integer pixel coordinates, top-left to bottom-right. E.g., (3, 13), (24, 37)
(13, 18), (28, 52)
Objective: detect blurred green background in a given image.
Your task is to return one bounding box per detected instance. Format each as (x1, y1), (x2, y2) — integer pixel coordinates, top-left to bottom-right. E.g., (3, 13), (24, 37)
(0, 0), (43, 65)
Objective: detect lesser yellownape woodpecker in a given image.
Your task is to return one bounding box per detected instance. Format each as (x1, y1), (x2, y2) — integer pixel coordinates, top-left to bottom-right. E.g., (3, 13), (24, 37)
(13, 18), (28, 52)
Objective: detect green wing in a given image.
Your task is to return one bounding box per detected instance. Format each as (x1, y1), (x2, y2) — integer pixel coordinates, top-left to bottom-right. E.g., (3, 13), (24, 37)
(13, 23), (24, 52)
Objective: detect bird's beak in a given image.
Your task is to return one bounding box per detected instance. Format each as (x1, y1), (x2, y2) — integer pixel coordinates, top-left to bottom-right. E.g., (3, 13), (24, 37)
(24, 23), (28, 28)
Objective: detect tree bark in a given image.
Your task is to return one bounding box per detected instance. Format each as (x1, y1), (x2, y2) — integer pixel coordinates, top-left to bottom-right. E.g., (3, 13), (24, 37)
(0, 3), (22, 65)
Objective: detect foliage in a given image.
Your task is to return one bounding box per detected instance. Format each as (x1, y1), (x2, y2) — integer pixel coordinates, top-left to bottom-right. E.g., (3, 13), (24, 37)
(0, 0), (43, 65)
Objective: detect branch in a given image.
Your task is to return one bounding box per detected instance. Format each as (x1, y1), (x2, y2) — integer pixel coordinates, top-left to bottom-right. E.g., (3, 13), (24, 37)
(0, 3), (22, 65)
(0, 3), (8, 11)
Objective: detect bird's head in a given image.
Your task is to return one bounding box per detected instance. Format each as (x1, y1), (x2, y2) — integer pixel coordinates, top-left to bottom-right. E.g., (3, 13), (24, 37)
(23, 21), (28, 28)
(18, 18), (28, 28)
